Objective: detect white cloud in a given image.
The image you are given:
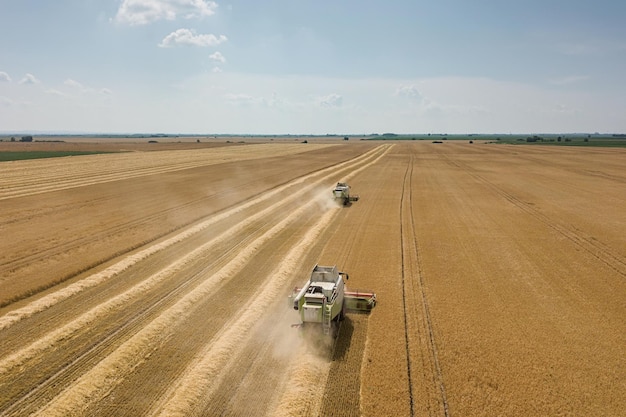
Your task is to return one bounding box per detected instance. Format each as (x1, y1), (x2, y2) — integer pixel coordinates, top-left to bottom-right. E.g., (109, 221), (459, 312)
(4, 71), (624, 135)
(552, 103), (580, 115)
(64, 78), (95, 94)
(61, 79), (111, 96)
(396, 85), (423, 101)
(315, 93), (343, 108)
(45, 89), (70, 98)
(222, 91), (288, 109)
(159, 29), (227, 47)
(212, 66), (223, 73)
(0, 72), (11, 82)
(19, 73), (40, 85)
(64, 79), (85, 89)
(224, 93), (262, 106)
(209, 51), (226, 63)
(114, 0), (218, 25)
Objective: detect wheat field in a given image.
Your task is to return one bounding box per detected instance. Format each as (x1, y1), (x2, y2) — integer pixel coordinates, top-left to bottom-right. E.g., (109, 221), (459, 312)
(1, 139), (624, 416)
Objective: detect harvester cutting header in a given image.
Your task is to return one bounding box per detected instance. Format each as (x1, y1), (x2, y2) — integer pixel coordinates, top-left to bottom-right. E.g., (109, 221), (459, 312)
(333, 182), (359, 206)
(291, 265), (376, 336)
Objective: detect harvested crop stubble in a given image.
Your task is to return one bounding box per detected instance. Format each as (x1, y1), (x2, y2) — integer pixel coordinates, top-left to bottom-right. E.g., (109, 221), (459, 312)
(0, 143), (333, 200)
(0, 140), (624, 416)
(0, 142), (363, 306)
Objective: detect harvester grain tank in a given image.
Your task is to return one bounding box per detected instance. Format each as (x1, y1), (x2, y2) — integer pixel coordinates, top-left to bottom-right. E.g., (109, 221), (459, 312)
(333, 182), (359, 206)
(291, 265), (376, 335)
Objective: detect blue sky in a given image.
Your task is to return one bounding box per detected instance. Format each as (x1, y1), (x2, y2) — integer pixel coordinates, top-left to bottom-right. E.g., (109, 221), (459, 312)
(1, 0), (625, 135)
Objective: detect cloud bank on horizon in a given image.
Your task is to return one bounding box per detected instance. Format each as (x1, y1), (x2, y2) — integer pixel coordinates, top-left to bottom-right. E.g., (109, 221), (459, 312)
(0, 0), (625, 134)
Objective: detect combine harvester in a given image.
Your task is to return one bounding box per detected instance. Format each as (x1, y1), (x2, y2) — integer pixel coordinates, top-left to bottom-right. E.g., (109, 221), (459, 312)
(291, 265), (376, 336)
(333, 182), (359, 206)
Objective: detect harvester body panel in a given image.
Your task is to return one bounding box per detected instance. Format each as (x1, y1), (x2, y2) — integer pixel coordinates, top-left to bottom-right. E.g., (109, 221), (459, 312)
(291, 265), (376, 336)
(293, 266), (345, 329)
(333, 182), (359, 205)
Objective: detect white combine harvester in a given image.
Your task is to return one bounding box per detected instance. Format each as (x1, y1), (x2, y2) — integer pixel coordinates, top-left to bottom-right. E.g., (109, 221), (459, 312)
(333, 182), (359, 206)
(291, 265), (376, 336)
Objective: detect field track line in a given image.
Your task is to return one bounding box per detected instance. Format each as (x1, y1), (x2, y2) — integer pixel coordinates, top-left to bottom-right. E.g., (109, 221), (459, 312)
(271, 347), (331, 417)
(401, 154), (449, 417)
(515, 153), (626, 186)
(28, 193), (333, 417)
(400, 157), (417, 416)
(440, 155), (626, 279)
(0, 144), (334, 200)
(0, 190), (317, 416)
(0, 145), (389, 331)
(149, 209), (338, 417)
(0, 176), (268, 284)
(0, 145), (388, 373)
(313, 165), (384, 416)
(17, 145), (391, 416)
(148, 145), (392, 416)
(268, 148), (393, 417)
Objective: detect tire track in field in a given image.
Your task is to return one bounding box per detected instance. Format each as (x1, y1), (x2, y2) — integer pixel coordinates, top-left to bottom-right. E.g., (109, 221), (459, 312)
(401, 153), (449, 417)
(196, 237), (305, 417)
(318, 314), (369, 417)
(440, 155), (626, 279)
(0, 144), (333, 200)
(0, 163), (280, 267)
(0, 149), (376, 406)
(326, 181), (376, 275)
(0, 177), (300, 415)
(0, 162), (205, 198)
(0, 181), (277, 331)
(0, 154), (334, 308)
(314, 156), (386, 417)
(0, 183), (239, 290)
(267, 146), (394, 417)
(201, 317), (292, 416)
(203, 193), (374, 416)
(0, 145), (385, 366)
(148, 208), (338, 417)
(0, 145), (388, 332)
(0, 200), (282, 416)
(4, 144), (385, 414)
(517, 153), (626, 186)
(148, 145), (393, 417)
(28, 194), (333, 417)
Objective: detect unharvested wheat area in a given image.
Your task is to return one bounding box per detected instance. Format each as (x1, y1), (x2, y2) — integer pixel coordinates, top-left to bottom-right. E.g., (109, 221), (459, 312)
(0, 139), (625, 416)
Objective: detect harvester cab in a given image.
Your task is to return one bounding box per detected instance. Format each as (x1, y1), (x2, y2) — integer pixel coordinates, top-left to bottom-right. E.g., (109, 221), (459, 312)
(333, 182), (359, 206)
(290, 265), (376, 336)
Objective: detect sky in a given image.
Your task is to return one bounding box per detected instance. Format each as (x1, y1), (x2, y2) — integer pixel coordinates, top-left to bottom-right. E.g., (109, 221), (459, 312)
(1, 0), (625, 135)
